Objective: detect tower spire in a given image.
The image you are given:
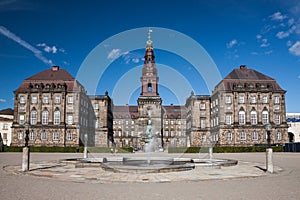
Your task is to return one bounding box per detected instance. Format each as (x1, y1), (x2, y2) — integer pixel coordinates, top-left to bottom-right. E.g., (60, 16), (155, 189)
(147, 28), (153, 46)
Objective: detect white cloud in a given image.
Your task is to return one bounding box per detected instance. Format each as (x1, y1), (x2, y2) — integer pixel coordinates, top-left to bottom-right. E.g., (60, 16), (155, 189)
(287, 40), (292, 46)
(289, 41), (300, 56)
(270, 12), (287, 21)
(260, 38), (270, 47)
(226, 39), (238, 48)
(107, 49), (121, 60)
(37, 43), (59, 54)
(0, 98), (6, 103)
(256, 34), (262, 39)
(288, 18), (295, 26)
(0, 26), (53, 66)
(276, 25), (296, 39)
(132, 58), (140, 63)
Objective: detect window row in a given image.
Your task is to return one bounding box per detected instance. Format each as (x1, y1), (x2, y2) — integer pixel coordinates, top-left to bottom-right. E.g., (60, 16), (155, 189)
(19, 95), (74, 104)
(21, 111), (73, 125)
(225, 111), (281, 125)
(225, 131), (282, 141)
(225, 95), (281, 104)
(17, 130), (73, 141)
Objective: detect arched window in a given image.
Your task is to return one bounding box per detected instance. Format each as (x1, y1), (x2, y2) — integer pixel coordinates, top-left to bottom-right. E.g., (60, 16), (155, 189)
(239, 110), (246, 124)
(54, 110), (60, 125)
(30, 110), (37, 125)
(250, 110), (257, 125)
(42, 110), (49, 125)
(262, 110), (269, 124)
(147, 83), (152, 92)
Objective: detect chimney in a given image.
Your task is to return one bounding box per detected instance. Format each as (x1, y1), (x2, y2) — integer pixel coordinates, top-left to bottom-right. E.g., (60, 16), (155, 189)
(52, 66), (60, 71)
(240, 65), (247, 70)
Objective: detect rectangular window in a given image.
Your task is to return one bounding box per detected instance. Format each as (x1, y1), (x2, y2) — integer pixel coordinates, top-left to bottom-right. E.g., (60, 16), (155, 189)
(41, 130), (47, 140)
(29, 130), (35, 140)
(53, 131), (59, 141)
(225, 115), (232, 125)
(275, 115), (281, 124)
(2, 133), (7, 140)
(67, 115), (73, 125)
(277, 132), (282, 141)
(43, 96), (49, 104)
(251, 112), (257, 125)
(252, 131), (258, 140)
(240, 131), (246, 141)
(274, 105), (280, 111)
(200, 103), (206, 110)
(131, 131), (134, 136)
(19, 115), (25, 124)
(31, 96), (37, 104)
(239, 111), (245, 124)
(94, 103), (99, 109)
(165, 131), (169, 137)
(54, 111), (60, 125)
(225, 96), (231, 104)
(3, 123), (8, 130)
(262, 96), (268, 103)
(200, 118), (206, 128)
(226, 132), (232, 141)
(42, 111), (49, 125)
(67, 131), (72, 141)
(239, 95), (244, 104)
(55, 96), (60, 104)
(250, 96), (256, 104)
(68, 96), (73, 104)
(18, 131), (23, 140)
(201, 134), (206, 142)
(262, 111), (269, 124)
(20, 96), (26, 104)
(30, 111), (37, 125)
(274, 96), (280, 104)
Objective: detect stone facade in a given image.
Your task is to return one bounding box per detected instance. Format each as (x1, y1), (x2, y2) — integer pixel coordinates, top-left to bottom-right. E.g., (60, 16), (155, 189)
(287, 113), (300, 142)
(11, 66), (95, 147)
(210, 65), (288, 146)
(10, 34), (289, 148)
(0, 108), (14, 146)
(185, 93), (211, 147)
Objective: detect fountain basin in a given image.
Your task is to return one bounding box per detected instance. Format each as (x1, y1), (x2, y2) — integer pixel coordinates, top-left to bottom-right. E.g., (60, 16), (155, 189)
(61, 157), (237, 173)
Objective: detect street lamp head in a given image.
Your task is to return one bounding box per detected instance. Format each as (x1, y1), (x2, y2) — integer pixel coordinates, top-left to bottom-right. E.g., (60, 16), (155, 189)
(265, 123), (272, 131)
(24, 122), (31, 130)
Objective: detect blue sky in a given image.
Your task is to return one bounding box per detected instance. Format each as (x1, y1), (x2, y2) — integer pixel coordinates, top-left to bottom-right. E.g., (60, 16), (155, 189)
(0, 0), (300, 112)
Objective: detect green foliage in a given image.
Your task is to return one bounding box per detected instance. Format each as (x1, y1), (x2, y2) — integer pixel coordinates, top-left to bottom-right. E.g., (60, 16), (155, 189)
(168, 146), (284, 153)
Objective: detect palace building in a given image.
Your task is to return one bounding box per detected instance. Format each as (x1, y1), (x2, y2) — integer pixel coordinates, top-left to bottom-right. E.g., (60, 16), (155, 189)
(10, 32), (289, 148)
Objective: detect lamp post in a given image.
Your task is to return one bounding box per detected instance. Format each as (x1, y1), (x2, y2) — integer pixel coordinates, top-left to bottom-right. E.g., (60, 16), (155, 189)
(22, 122), (30, 172)
(265, 123), (273, 173)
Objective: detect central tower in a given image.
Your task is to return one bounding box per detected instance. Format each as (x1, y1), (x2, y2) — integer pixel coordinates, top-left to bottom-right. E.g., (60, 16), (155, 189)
(137, 30), (162, 148)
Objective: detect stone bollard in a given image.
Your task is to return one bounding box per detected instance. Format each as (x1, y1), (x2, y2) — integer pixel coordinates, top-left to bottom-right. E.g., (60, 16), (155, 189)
(84, 146), (88, 158)
(266, 148), (273, 173)
(22, 147), (30, 172)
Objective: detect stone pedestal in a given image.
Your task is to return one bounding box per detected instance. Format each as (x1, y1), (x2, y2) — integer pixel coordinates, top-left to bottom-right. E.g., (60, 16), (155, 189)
(266, 148), (273, 173)
(22, 147), (30, 172)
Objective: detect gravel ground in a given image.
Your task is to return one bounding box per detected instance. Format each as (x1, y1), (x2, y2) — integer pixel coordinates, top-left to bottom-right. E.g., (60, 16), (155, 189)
(1, 152), (299, 200)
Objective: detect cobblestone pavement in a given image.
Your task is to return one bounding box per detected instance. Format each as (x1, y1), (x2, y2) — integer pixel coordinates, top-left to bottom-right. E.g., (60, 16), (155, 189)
(1, 152), (300, 200)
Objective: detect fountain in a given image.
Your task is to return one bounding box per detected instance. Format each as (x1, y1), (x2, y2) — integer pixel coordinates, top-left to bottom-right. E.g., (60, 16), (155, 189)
(62, 108), (237, 174)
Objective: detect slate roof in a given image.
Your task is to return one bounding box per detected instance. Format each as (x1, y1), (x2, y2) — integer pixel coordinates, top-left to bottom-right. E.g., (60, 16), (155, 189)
(14, 66), (85, 93)
(214, 65), (285, 92)
(0, 108), (14, 115)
